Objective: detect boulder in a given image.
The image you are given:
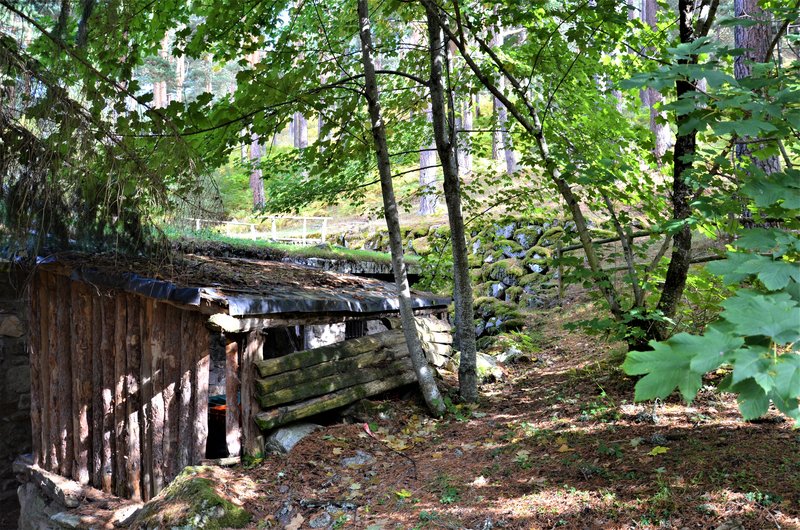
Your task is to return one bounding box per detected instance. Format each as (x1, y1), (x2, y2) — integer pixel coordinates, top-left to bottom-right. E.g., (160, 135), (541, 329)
(476, 353), (503, 382)
(266, 423), (322, 454)
(127, 467), (251, 529)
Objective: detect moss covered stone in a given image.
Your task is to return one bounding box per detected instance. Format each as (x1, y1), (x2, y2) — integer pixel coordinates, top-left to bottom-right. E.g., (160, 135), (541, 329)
(488, 259), (525, 285)
(504, 286), (523, 304)
(513, 227), (542, 250)
(410, 236), (432, 255)
(524, 246), (552, 260)
(129, 466), (252, 530)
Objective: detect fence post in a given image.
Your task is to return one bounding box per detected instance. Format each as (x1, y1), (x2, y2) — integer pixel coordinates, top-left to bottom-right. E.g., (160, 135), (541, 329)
(195, 219), (201, 231)
(321, 219), (328, 244)
(303, 219), (307, 245)
(271, 219), (277, 241)
(250, 224), (256, 240)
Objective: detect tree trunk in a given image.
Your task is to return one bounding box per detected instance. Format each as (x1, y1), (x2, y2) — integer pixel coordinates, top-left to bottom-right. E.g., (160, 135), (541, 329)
(426, 6), (478, 403)
(642, 0), (672, 162)
(293, 112), (308, 149)
(249, 134), (265, 208)
(357, 0), (445, 417)
(652, 0), (710, 341)
(175, 54), (185, 103)
(457, 97), (473, 175)
(419, 105), (438, 215)
(734, 0), (781, 227)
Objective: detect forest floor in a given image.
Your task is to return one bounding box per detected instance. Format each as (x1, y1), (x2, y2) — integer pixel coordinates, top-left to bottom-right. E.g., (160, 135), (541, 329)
(231, 299), (800, 530)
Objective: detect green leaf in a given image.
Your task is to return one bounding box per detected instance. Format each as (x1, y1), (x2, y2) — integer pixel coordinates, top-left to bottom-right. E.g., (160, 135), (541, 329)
(731, 348), (771, 386)
(686, 326), (744, 373)
(721, 290), (800, 344)
(729, 379), (770, 420)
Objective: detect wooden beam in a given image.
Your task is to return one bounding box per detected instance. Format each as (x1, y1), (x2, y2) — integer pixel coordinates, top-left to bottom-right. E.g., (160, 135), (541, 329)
(255, 358), (412, 409)
(254, 371), (417, 431)
(140, 299), (153, 500)
(241, 331), (264, 458)
(207, 307), (448, 334)
(225, 338), (241, 457)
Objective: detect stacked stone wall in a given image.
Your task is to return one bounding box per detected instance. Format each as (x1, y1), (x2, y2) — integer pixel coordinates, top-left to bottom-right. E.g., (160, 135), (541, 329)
(0, 263), (31, 503)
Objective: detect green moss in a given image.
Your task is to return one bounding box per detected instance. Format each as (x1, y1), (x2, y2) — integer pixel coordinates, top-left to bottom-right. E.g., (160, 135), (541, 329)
(519, 273), (544, 288)
(132, 467), (251, 529)
(410, 236), (432, 255)
(468, 254), (483, 268)
(504, 286), (523, 304)
(433, 225), (451, 239)
(541, 226), (564, 238)
(488, 259), (525, 281)
(513, 227), (542, 249)
(525, 246), (552, 260)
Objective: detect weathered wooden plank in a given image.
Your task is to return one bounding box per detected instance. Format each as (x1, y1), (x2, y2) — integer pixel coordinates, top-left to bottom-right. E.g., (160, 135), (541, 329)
(38, 272), (53, 472)
(28, 273), (42, 468)
(150, 301), (166, 494)
(56, 275), (73, 479)
(176, 311), (195, 472)
(91, 288), (104, 489)
(255, 357), (411, 409)
(192, 318), (210, 464)
(254, 370), (417, 431)
(254, 346), (405, 396)
(125, 294), (142, 502)
(99, 294), (115, 494)
(241, 331), (264, 458)
(140, 299), (153, 500)
(253, 334), (387, 377)
(113, 294), (128, 498)
(162, 305), (181, 483)
(225, 338), (241, 458)
(70, 282), (91, 485)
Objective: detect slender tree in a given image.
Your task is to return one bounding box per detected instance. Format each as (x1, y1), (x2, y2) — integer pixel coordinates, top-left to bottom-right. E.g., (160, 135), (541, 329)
(425, 4), (478, 402)
(419, 105), (439, 215)
(358, 0), (445, 417)
(641, 0), (672, 162)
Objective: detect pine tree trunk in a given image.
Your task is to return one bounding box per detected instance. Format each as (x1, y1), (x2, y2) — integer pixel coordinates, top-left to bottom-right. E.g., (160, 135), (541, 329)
(734, 0), (781, 227)
(419, 106), (438, 215)
(426, 6), (478, 403)
(642, 0), (672, 162)
(357, 0), (445, 417)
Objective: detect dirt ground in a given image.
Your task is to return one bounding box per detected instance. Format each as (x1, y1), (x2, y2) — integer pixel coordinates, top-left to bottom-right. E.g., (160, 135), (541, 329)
(226, 302), (800, 530)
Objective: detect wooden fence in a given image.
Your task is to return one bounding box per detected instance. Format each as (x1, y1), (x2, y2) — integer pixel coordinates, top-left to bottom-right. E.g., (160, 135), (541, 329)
(185, 216), (330, 245)
(28, 270), (211, 502)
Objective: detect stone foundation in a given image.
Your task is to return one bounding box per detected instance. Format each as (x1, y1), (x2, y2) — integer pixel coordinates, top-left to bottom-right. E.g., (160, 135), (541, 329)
(0, 262), (31, 505)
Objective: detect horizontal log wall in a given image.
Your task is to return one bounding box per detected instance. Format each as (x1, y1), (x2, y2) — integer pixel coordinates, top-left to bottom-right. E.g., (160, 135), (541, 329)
(29, 270), (211, 502)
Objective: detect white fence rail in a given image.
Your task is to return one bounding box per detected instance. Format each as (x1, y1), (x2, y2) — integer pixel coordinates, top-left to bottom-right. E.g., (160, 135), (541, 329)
(185, 217), (330, 246)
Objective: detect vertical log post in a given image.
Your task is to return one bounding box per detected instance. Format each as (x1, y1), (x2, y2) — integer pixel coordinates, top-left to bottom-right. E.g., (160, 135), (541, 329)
(125, 295), (142, 501)
(39, 272), (53, 472)
(162, 306), (181, 483)
(192, 318), (210, 463)
(70, 282), (91, 484)
(150, 302), (166, 494)
(241, 332), (264, 457)
(177, 312), (195, 472)
(100, 295), (115, 494)
(225, 337), (241, 457)
(28, 273), (42, 467)
(113, 295), (128, 498)
(56, 276), (73, 478)
(140, 300), (153, 500)
(91, 290), (104, 488)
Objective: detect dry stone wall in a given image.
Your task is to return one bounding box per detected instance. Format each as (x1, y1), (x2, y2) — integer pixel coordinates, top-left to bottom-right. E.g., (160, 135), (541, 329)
(0, 263), (31, 503)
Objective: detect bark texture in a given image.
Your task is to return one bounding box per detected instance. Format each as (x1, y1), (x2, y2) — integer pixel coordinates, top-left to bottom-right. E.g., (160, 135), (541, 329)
(419, 106), (439, 215)
(357, 0), (445, 417)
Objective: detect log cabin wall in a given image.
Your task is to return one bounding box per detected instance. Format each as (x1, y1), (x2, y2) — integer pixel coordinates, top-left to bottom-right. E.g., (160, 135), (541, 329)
(29, 270), (212, 502)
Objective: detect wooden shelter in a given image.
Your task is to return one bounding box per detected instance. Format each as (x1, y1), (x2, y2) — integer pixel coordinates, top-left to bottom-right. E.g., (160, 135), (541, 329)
(27, 253), (450, 502)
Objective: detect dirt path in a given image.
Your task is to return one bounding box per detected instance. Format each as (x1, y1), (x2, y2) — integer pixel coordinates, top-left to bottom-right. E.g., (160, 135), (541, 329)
(226, 306), (798, 529)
